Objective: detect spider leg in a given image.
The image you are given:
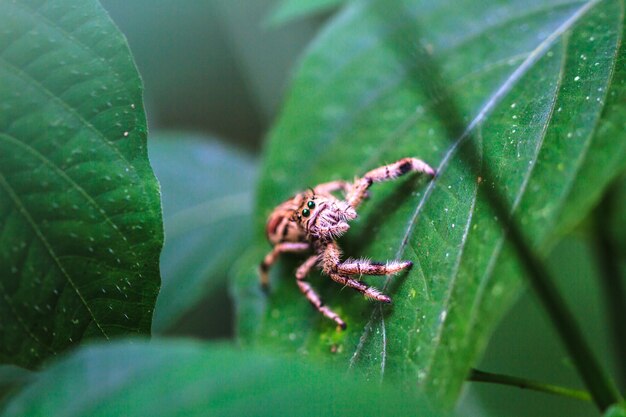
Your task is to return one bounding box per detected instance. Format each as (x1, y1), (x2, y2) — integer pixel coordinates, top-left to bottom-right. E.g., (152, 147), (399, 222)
(295, 255), (346, 329)
(347, 157), (436, 208)
(320, 239), (392, 302)
(336, 258), (413, 276)
(328, 272), (391, 303)
(321, 241), (411, 277)
(259, 242), (310, 290)
(313, 180), (351, 195)
(295, 254), (319, 279)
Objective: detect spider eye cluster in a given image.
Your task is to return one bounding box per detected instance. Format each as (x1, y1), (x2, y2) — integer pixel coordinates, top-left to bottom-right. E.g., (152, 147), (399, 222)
(302, 200), (315, 217)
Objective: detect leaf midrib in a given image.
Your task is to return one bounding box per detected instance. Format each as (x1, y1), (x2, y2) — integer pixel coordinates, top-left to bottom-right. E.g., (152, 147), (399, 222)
(0, 1), (161, 344)
(308, 0), (583, 95)
(0, 172), (109, 339)
(0, 133), (138, 256)
(348, 0), (601, 376)
(0, 58), (137, 178)
(6, 1), (127, 93)
(545, 0), (626, 236)
(393, 0), (600, 285)
(2, 1), (150, 210)
(460, 29), (570, 352)
(354, 53), (529, 175)
(281, 1), (581, 182)
(466, 0), (624, 341)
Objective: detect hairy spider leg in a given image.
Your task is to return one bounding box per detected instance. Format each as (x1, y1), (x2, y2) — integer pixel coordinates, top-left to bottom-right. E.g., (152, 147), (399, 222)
(347, 157), (436, 209)
(259, 242), (310, 289)
(295, 255), (347, 329)
(336, 259), (413, 276)
(328, 272), (391, 303)
(322, 241), (412, 277)
(313, 180), (351, 195)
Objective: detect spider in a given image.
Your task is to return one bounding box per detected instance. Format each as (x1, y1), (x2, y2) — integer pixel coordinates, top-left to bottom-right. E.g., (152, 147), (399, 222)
(260, 157), (436, 329)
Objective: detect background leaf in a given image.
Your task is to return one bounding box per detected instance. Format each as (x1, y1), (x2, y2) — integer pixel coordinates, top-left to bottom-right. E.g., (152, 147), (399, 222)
(461, 237), (614, 416)
(233, 0), (626, 407)
(605, 403), (626, 417)
(0, 365), (33, 408)
(0, 339), (442, 417)
(0, 0), (162, 368)
(0, 366), (32, 391)
(609, 175), (626, 257)
(149, 133), (256, 333)
(598, 175), (626, 390)
(266, 0), (347, 27)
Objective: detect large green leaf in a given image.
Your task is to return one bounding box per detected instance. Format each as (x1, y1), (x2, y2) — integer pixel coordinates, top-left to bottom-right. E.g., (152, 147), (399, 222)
(0, 340), (441, 417)
(149, 133), (255, 332)
(233, 0), (626, 407)
(0, 0), (162, 368)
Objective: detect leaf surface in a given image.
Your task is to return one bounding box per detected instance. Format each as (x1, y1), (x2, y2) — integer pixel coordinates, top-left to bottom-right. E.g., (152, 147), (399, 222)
(234, 0), (626, 406)
(0, 0), (162, 368)
(0, 340), (440, 417)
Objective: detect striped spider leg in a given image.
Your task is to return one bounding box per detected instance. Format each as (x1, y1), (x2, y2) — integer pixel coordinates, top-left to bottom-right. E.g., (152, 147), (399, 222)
(260, 157), (436, 329)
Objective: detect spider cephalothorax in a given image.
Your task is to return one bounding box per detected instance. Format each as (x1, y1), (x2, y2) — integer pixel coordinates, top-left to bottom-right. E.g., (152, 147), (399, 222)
(260, 157), (435, 329)
(292, 191), (356, 241)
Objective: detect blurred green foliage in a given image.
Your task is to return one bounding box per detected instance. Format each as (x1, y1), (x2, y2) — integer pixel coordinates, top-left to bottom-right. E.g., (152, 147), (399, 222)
(0, 0), (625, 416)
(267, 0), (347, 26)
(1, 340), (439, 417)
(148, 133), (256, 333)
(100, 0), (323, 149)
(462, 237), (614, 416)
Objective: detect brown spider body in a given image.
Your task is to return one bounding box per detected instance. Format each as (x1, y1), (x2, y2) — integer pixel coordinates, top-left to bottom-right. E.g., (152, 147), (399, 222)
(260, 157), (436, 329)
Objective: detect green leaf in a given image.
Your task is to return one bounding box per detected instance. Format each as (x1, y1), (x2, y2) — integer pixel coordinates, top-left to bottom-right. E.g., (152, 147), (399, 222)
(465, 238), (611, 417)
(0, 366), (32, 390)
(0, 365), (33, 407)
(594, 176), (626, 390)
(0, 340), (442, 417)
(610, 175), (626, 252)
(266, 0), (347, 27)
(0, 0), (162, 368)
(233, 0), (626, 407)
(605, 403), (626, 417)
(148, 133), (256, 332)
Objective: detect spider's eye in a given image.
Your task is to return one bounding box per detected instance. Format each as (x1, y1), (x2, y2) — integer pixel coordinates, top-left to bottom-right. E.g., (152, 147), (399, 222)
(307, 201), (315, 209)
(302, 208), (310, 217)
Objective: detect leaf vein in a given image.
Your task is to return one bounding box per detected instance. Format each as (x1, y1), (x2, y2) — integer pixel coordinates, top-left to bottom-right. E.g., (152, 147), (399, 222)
(350, 0), (601, 377)
(0, 132), (141, 267)
(0, 58), (137, 176)
(0, 172), (109, 339)
(547, 0), (626, 231)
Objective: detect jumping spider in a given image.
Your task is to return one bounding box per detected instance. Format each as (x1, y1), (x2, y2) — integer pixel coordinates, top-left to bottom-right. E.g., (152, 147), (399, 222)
(260, 157), (436, 329)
